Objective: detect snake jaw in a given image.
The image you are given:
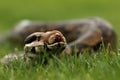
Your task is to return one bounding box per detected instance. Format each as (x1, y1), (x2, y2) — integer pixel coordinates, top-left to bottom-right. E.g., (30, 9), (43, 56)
(47, 42), (66, 49)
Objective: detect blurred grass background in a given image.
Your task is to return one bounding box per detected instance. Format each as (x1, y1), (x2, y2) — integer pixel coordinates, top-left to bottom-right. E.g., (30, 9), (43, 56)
(0, 0), (120, 80)
(0, 0), (120, 34)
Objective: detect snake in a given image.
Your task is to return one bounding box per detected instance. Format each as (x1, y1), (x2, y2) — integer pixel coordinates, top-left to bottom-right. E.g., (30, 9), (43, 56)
(0, 17), (117, 64)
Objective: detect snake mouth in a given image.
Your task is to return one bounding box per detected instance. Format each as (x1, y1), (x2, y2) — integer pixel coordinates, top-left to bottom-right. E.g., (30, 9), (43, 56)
(24, 30), (67, 58)
(47, 42), (66, 50)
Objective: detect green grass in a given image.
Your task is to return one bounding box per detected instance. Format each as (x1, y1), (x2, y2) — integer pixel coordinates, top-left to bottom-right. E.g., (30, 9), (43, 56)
(0, 0), (120, 80)
(0, 51), (120, 80)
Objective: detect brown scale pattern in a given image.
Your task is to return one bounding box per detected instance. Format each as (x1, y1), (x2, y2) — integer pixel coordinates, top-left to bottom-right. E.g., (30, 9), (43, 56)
(2, 17), (118, 53)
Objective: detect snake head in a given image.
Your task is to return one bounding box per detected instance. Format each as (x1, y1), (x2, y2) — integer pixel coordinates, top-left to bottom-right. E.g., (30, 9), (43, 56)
(24, 30), (67, 58)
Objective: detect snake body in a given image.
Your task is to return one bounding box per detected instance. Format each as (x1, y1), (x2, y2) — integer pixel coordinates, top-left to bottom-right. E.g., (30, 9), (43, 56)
(0, 17), (117, 64)
(9, 17), (116, 52)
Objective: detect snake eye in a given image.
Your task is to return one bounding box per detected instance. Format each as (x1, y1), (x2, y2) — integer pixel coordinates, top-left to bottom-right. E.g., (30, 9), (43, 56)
(24, 35), (37, 44)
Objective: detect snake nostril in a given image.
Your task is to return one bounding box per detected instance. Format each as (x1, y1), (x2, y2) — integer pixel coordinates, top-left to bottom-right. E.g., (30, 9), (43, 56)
(31, 47), (36, 53)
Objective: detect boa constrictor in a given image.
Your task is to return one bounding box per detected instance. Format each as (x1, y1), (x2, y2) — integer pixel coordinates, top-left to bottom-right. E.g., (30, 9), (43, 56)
(0, 17), (117, 64)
